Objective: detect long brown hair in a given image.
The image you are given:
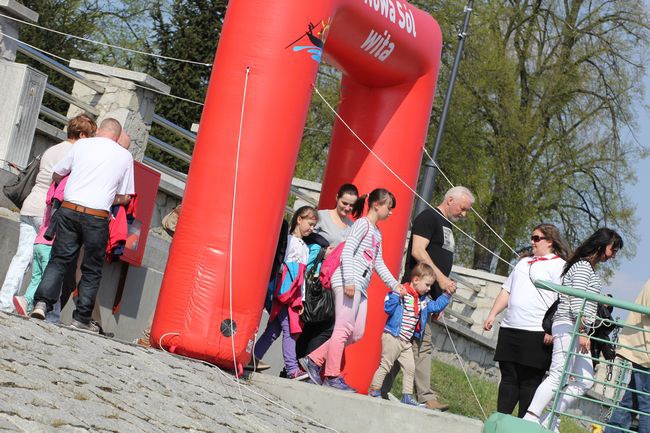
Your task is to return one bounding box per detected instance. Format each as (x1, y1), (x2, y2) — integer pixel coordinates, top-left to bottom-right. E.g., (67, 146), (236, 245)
(563, 228), (623, 276)
(533, 223), (570, 260)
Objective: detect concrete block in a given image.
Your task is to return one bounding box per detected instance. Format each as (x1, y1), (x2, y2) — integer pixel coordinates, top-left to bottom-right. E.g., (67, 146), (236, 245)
(250, 373), (484, 433)
(69, 60), (171, 95)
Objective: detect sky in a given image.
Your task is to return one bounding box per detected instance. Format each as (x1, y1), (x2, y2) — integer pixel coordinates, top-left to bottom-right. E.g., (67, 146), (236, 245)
(605, 33), (650, 318)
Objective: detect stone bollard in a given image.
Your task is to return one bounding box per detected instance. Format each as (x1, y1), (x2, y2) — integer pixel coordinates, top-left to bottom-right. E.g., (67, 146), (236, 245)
(66, 59), (171, 162)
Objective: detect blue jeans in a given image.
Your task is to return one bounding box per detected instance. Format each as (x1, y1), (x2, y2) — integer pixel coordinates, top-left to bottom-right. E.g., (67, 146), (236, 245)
(605, 362), (650, 433)
(34, 207), (108, 324)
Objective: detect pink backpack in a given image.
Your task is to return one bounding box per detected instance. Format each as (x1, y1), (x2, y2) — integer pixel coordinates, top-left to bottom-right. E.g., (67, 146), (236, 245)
(319, 219), (371, 289)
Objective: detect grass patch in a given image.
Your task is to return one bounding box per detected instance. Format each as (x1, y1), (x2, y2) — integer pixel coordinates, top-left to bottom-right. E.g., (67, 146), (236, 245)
(390, 359), (589, 433)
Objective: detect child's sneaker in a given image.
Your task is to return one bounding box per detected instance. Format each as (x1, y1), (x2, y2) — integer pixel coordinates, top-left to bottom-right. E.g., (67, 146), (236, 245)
(367, 388), (381, 398)
(298, 357), (322, 385)
(288, 369), (309, 381)
(400, 394), (420, 406)
(322, 375), (356, 393)
(12, 296), (28, 316)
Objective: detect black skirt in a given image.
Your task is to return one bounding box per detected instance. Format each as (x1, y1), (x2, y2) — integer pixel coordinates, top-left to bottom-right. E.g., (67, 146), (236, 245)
(494, 327), (552, 371)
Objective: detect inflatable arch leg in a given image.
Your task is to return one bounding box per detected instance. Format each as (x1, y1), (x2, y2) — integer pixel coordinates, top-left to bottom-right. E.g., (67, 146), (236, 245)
(151, 0), (442, 393)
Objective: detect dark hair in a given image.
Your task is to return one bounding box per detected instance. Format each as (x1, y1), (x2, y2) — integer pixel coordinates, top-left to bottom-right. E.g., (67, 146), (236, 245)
(289, 205), (318, 233)
(337, 183), (359, 199)
(410, 263), (435, 281)
(533, 223), (570, 260)
(562, 228), (623, 276)
(67, 114), (97, 140)
(350, 188), (396, 218)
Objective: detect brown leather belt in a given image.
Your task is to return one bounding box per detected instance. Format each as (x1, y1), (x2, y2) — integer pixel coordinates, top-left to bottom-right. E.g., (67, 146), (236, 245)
(61, 201), (109, 219)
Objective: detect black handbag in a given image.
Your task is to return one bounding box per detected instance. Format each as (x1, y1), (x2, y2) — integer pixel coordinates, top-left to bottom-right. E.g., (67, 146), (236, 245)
(3, 154), (42, 209)
(301, 248), (334, 324)
(542, 298), (560, 334)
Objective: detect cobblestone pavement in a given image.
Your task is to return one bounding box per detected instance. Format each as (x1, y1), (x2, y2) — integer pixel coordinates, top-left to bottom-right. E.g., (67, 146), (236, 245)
(0, 313), (332, 433)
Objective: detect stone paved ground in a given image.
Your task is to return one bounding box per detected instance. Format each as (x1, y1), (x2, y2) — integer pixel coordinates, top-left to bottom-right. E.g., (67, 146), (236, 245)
(0, 313), (333, 433)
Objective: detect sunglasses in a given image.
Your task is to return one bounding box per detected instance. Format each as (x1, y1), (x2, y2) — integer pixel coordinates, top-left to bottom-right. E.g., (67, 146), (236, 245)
(531, 235), (547, 243)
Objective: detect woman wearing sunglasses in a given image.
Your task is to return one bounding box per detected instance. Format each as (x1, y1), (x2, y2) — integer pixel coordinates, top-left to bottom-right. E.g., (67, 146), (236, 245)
(523, 228), (623, 431)
(484, 224), (570, 417)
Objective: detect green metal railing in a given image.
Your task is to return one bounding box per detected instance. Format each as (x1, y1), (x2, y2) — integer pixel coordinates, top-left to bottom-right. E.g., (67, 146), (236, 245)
(484, 281), (649, 433)
(535, 280), (649, 433)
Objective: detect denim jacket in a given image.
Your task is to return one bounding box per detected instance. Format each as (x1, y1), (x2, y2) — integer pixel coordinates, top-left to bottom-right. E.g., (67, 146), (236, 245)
(383, 289), (451, 342)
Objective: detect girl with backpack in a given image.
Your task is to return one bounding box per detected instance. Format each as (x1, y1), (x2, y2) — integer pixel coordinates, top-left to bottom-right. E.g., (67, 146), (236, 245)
(300, 188), (403, 392)
(252, 206), (318, 379)
(296, 183), (360, 359)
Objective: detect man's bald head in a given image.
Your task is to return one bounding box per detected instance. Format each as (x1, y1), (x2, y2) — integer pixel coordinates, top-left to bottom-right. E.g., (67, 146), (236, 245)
(96, 118), (122, 142)
(117, 131), (131, 150)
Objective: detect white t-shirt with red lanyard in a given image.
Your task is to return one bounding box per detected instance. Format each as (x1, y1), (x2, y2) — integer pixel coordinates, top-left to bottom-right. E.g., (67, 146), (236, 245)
(501, 253), (566, 331)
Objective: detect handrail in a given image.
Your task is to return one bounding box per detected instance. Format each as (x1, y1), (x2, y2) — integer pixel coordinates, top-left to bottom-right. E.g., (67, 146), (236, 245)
(445, 309), (475, 326)
(531, 280), (650, 433)
(535, 280), (650, 316)
(45, 83), (99, 117)
(451, 293), (477, 309)
(143, 156), (187, 182)
(40, 106), (68, 125)
(147, 136), (192, 164)
(152, 114), (196, 143)
(289, 185), (318, 207)
(17, 41), (105, 94)
(450, 272), (481, 293)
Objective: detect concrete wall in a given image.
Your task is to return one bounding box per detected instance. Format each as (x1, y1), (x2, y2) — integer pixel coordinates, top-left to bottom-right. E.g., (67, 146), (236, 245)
(0, 210), (171, 342)
(250, 373), (484, 433)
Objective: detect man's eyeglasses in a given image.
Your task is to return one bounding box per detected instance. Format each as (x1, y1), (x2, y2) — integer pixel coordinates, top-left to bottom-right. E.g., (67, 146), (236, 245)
(531, 235), (547, 243)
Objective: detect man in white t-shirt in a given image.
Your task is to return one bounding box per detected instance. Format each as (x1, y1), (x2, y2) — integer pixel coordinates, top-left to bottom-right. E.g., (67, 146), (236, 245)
(30, 118), (135, 332)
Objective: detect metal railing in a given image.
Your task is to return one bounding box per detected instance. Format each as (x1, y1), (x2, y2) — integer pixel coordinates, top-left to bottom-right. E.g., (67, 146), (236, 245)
(144, 115), (196, 183)
(533, 280), (650, 433)
(14, 38), (325, 217)
(17, 41), (104, 130)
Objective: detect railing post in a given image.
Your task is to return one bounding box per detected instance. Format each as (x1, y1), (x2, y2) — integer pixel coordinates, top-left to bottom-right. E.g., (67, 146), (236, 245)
(0, 2), (46, 171)
(66, 59), (171, 162)
(0, 1), (38, 62)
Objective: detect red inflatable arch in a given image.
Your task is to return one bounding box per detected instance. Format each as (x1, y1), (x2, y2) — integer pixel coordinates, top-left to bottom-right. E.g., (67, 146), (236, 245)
(151, 0), (442, 392)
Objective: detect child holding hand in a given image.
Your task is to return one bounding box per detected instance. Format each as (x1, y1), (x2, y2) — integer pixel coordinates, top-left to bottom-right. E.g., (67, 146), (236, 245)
(367, 263), (455, 405)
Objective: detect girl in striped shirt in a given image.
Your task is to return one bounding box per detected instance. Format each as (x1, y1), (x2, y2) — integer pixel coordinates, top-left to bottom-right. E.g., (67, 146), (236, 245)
(300, 188), (403, 392)
(524, 228), (623, 431)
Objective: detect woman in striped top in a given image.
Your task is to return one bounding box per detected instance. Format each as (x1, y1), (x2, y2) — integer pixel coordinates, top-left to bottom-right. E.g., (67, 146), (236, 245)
(300, 188), (403, 392)
(524, 228), (623, 431)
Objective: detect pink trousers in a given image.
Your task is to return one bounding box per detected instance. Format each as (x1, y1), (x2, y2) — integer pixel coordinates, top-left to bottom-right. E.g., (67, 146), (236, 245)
(308, 286), (367, 377)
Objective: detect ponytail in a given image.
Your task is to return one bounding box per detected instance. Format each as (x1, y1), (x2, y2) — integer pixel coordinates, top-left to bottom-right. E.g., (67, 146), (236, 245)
(350, 188), (396, 219)
(351, 194), (367, 219)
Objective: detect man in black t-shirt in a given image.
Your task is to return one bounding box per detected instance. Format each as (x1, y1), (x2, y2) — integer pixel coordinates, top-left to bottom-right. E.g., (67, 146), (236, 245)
(382, 186), (474, 410)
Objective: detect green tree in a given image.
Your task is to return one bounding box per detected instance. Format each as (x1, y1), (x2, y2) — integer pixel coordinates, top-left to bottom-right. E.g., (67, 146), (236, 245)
(16, 0), (158, 118)
(412, 0), (648, 276)
(16, 0), (104, 116)
(144, 0), (227, 172)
